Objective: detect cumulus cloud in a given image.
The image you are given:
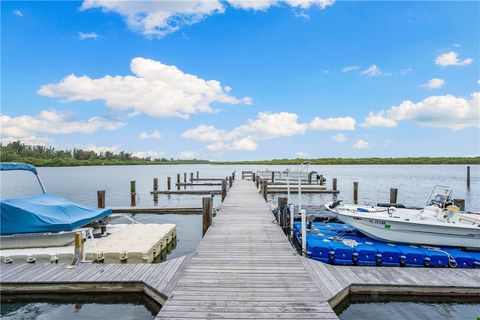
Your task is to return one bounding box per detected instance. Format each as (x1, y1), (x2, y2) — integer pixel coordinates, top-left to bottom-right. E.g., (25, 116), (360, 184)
(13, 9), (23, 17)
(295, 151), (308, 158)
(361, 65), (391, 77)
(421, 78), (445, 89)
(332, 133), (347, 142)
(178, 150), (198, 159)
(361, 92), (480, 130)
(38, 57), (251, 119)
(84, 144), (121, 153)
(342, 65), (359, 73)
(435, 51), (473, 67)
(139, 130), (162, 140)
(183, 111), (355, 152)
(353, 139), (369, 149)
(132, 150), (165, 159)
(0, 109), (124, 144)
(78, 32), (99, 39)
(80, 0), (334, 37)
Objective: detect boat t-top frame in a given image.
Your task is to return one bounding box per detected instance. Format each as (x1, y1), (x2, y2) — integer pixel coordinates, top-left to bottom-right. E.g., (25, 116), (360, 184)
(0, 162), (46, 193)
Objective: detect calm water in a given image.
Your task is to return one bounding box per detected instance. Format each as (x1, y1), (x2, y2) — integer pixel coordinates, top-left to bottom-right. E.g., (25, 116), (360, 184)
(0, 293), (160, 320)
(1, 164), (478, 259)
(336, 295), (480, 320)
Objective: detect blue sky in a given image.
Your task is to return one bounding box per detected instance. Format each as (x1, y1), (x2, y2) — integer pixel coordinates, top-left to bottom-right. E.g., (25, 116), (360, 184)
(2, 1), (479, 160)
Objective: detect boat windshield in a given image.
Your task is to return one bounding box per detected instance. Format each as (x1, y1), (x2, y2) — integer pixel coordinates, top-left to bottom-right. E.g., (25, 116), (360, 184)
(426, 185), (452, 207)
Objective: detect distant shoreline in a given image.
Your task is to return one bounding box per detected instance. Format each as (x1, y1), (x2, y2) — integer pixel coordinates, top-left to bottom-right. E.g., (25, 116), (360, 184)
(3, 157), (478, 167)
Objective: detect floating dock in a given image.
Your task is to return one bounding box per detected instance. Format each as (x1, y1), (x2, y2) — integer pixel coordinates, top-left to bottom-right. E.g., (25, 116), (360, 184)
(1, 224), (176, 264)
(1, 180), (479, 319)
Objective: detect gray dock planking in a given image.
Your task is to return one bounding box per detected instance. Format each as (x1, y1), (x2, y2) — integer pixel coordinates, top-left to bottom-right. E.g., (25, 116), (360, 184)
(1, 179), (479, 319)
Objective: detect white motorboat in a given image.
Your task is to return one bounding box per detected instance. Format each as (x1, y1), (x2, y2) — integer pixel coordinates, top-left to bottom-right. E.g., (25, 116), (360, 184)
(326, 185), (480, 249)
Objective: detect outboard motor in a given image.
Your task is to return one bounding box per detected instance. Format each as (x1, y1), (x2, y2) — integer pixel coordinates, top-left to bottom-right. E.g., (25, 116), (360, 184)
(329, 200), (342, 209)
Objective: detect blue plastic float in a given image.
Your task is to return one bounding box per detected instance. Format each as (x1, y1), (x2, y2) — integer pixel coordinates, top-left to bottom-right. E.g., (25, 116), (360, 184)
(294, 221), (480, 269)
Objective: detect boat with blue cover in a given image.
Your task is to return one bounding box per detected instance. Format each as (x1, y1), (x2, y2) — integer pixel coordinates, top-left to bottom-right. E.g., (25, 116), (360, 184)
(0, 163), (112, 249)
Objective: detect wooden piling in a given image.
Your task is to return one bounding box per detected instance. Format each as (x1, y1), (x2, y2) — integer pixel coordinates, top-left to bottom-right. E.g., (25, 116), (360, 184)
(184, 173), (187, 183)
(232, 171), (235, 180)
(176, 174), (181, 191)
(153, 178), (158, 192)
(74, 232), (84, 264)
(467, 166), (470, 188)
(271, 172), (275, 184)
(278, 197), (288, 228)
(389, 188), (398, 204)
(332, 178), (337, 191)
(202, 197), (213, 237)
(252, 173), (256, 183)
(221, 179), (227, 202)
(256, 177), (259, 188)
(130, 181), (136, 206)
(262, 179), (268, 201)
(97, 190), (105, 208)
(167, 177), (171, 191)
(229, 176), (233, 188)
(308, 172), (312, 184)
(353, 182), (358, 205)
(190, 172), (194, 182)
(196, 171), (199, 179)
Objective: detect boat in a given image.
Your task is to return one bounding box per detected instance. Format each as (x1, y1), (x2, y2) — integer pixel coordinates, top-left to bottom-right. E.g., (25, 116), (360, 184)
(325, 185), (480, 249)
(0, 162), (112, 249)
(256, 161), (326, 184)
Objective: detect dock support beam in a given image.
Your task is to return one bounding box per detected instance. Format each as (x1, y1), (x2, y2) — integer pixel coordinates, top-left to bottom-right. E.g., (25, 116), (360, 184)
(332, 178), (337, 191)
(202, 197), (213, 237)
(97, 190), (105, 208)
(278, 197), (287, 228)
(252, 173), (256, 183)
(256, 177), (259, 189)
(289, 204), (295, 241)
(74, 231), (84, 264)
(184, 173), (187, 183)
(467, 166), (470, 188)
(153, 178), (158, 192)
(176, 174), (181, 191)
(353, 182), (359, 205)
(196, 171), (199, 179)
(301, 209), (306, 256)
(232, 171), (235, 180)
(190, 172), (194, 182)
(130, 181), (136, 207)
(167, 177), (171, 191)
(271, 172), (275, 184)
(262, 179), (268, 201)
(389, 188), (398, 204)
(221, 179), (227, 202)
(229, 176), (233, 188)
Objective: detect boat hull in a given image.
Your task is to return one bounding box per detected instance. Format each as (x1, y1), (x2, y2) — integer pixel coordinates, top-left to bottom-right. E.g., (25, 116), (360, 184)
(333, 212), (480, 249)
(0, 230), (82, 249)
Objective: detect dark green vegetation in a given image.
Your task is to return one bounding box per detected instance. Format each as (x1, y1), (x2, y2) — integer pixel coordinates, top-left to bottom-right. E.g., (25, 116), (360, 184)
(0, 141), (208, 167)
(1, 141), (478, 167)
(213, 157), (480, 165)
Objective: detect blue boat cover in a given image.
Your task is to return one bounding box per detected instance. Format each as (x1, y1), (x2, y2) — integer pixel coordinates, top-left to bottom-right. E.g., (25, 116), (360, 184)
(0, 162), (38, 175)
(1, 193), (112, 235)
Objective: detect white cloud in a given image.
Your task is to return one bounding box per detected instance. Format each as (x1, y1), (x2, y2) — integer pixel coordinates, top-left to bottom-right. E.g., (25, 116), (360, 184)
(421, 78), (445, 89)
(139, 130), (162, 140)
(0, 110), (124, 144)
(295, 151), (308, 158)
(332, 133), (347, 142)
(453, 43), (460, 47)
(38, 57), (251, 119)
(400, 68), (412, 75)
(310, 116), (355, 131)
(0, 135), (51, 146)
(84, 144), (121, 154)
(384, 139), (391, 146)
(184, 112), (355, 152)
(80, 0), (334, 37)
(353, 139), (369, 149)
(342, 65), (359, 73)
(435, 51), (473, 67)
(78, 32), (99, 39)
(178, 150), (198, 159)
(361, 92), (480, 130)
(294, 11), (310, 19)
(13, 9), (23, 17)
(132, 150), (165, 159)
(361, 65), (391, 77)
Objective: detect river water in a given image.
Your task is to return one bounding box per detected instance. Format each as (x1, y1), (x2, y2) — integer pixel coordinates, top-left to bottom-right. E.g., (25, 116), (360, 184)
(1, 164), (478, 259)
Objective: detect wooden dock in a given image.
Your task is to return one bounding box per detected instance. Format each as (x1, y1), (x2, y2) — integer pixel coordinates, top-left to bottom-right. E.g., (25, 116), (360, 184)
(1, 179), (479, 319)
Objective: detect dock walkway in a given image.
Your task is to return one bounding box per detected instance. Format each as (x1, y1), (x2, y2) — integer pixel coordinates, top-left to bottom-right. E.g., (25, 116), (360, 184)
(1, 179), (479, 319)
